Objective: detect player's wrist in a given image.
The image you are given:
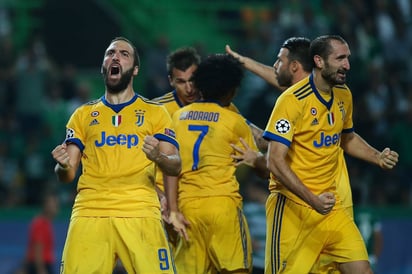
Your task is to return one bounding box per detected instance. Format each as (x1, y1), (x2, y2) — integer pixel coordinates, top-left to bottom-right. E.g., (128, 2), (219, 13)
(58, 162), (70, 170)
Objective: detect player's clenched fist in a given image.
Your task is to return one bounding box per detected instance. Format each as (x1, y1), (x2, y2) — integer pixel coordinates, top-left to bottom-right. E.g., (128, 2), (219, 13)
(379, 147), (399, 170)
(51, 143), (71, 169)
(142, 135), (161, 162)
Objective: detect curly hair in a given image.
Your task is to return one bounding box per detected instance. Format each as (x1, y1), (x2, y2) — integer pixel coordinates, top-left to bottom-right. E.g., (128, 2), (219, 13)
(192, 54), (244, 102)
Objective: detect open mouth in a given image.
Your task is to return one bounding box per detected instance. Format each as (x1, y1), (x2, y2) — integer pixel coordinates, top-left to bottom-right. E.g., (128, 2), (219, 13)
(110, 66), (120, 75)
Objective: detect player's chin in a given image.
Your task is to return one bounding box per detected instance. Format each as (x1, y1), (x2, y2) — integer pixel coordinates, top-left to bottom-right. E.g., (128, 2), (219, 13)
(335, 75), (346, 84)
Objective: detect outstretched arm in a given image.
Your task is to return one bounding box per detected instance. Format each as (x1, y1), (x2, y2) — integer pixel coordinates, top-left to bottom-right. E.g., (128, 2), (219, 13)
(341, 132), (399, 170)
(226, 44), (280, 88)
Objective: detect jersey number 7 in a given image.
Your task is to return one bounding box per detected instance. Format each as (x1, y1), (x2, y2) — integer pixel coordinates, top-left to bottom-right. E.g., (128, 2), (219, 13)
(188, 125), (209, 171)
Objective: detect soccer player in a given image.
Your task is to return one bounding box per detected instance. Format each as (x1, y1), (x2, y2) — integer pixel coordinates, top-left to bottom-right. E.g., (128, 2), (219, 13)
(51, 37), (181, 273)
(152, 47), (201, 193)
(166, 54), (266, 273)
(152, 47), (267, 210)
(263, 35), (398, 273)
(227, 37), (354, 273)
(226, 37), (312, 156)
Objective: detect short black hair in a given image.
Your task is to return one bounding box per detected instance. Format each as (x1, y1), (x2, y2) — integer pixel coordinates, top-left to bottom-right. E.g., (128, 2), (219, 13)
(192, 54), (244, 101)
(281, 37), (312, 72)
(309, 35), (347, 63)
(166, 47), (201, 75)
(110, 36), (140, 68)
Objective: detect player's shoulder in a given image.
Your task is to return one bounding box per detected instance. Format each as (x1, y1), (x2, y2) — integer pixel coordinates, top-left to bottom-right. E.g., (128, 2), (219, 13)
(85, 98), (102, 106)
(151, 91), (175, 104)
(333, 84), (351, 92)
(282, 78), (312, 102)
(137, 94), (164, 106)
(74, 97), (102, 112)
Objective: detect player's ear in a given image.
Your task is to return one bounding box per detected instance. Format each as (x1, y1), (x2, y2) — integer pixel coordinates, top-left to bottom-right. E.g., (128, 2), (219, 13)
(133, 65), (139, 76)
(313, 55), (323, 69)
(291, 60), (299, 72)
(168, 75), (174, 87)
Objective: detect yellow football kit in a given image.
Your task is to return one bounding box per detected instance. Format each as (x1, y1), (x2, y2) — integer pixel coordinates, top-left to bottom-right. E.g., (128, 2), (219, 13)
(172, 101), (255, 274)
(263, 75), (368, 274)
(60, 94), (178, 273)
(152, 90), (240, 191)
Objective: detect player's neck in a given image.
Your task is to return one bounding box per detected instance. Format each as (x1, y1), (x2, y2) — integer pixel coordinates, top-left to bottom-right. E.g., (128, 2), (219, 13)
(105, 88), (135, 104)
(313, 71), (332, 95)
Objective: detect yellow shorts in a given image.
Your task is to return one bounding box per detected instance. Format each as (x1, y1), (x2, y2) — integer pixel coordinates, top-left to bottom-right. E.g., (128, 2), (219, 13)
(265, 193), (367, 274)
(175, 196), (252, 274)
(309, 206), (354, 274)
(60, 216), (176, 274)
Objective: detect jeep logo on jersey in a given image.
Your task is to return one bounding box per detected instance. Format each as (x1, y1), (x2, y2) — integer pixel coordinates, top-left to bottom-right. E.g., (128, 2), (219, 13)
(313, 132), (340, 148)
(95, 131), (139, 148)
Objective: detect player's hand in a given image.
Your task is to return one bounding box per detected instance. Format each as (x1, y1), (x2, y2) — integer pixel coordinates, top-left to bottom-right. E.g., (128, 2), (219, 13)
(230, 138), (261, 167)
(142, 135), (161, 162)
(169, 211), (190, 241)
(315, 192), (335, 215)
(379, 147), (399, 170)
(51, 143), (71, 168)
(159, 195), (169, 223)
(225, 44), (243, 63)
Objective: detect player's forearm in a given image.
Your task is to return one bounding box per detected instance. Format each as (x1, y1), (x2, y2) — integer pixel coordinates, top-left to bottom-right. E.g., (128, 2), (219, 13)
(239, 56), (279, 88)
(268, 157), (318, 207)
(54, 163), (77, 183)
(341, 133), (381, 166)
(249, 123), (268, 152)
(164, 175), (179, 212)
(253, 153), (270, 179)
(155, 153), (182, 176)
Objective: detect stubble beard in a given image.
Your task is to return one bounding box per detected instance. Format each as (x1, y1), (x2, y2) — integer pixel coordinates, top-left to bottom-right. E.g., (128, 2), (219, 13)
(322, 62), (346, 86)
(277, 70), (293, 87)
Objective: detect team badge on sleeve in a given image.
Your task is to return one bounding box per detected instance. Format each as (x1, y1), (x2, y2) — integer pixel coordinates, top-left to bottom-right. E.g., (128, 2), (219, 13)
(66, 128), (75, 139)
(275, 119), (291, 134)
(164, 128), (176, 138)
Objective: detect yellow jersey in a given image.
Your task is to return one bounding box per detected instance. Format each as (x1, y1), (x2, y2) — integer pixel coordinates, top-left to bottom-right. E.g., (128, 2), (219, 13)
(152, 90), (241, 191)
(65, 93), (178, 218)
(263, 75), (353, 208)
(172, 101), (258, 203)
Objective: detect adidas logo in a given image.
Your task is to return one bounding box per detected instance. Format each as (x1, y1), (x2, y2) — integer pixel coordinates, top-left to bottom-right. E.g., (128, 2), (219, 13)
(311, 118), (319, 126)
(89, 119), (99, 126)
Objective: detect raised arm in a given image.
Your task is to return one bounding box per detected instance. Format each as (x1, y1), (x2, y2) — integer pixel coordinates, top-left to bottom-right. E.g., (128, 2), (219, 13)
(226, 44), (280, 88)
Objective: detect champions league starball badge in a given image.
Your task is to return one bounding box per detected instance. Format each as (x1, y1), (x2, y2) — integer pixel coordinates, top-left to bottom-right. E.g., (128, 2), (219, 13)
(66, 128), (75, 139)
(275, 119), (291, 134)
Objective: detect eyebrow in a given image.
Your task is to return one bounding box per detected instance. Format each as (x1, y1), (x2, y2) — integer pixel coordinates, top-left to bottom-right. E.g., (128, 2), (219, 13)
(106, 48), (131, 55)
(174, 77), (192, 82)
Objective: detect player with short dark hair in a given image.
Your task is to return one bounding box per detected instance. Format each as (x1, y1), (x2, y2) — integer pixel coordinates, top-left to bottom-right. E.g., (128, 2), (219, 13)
(51, 36), (181, 273)
(263, 35), (398, 274)
(166, 54), (265, 273)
